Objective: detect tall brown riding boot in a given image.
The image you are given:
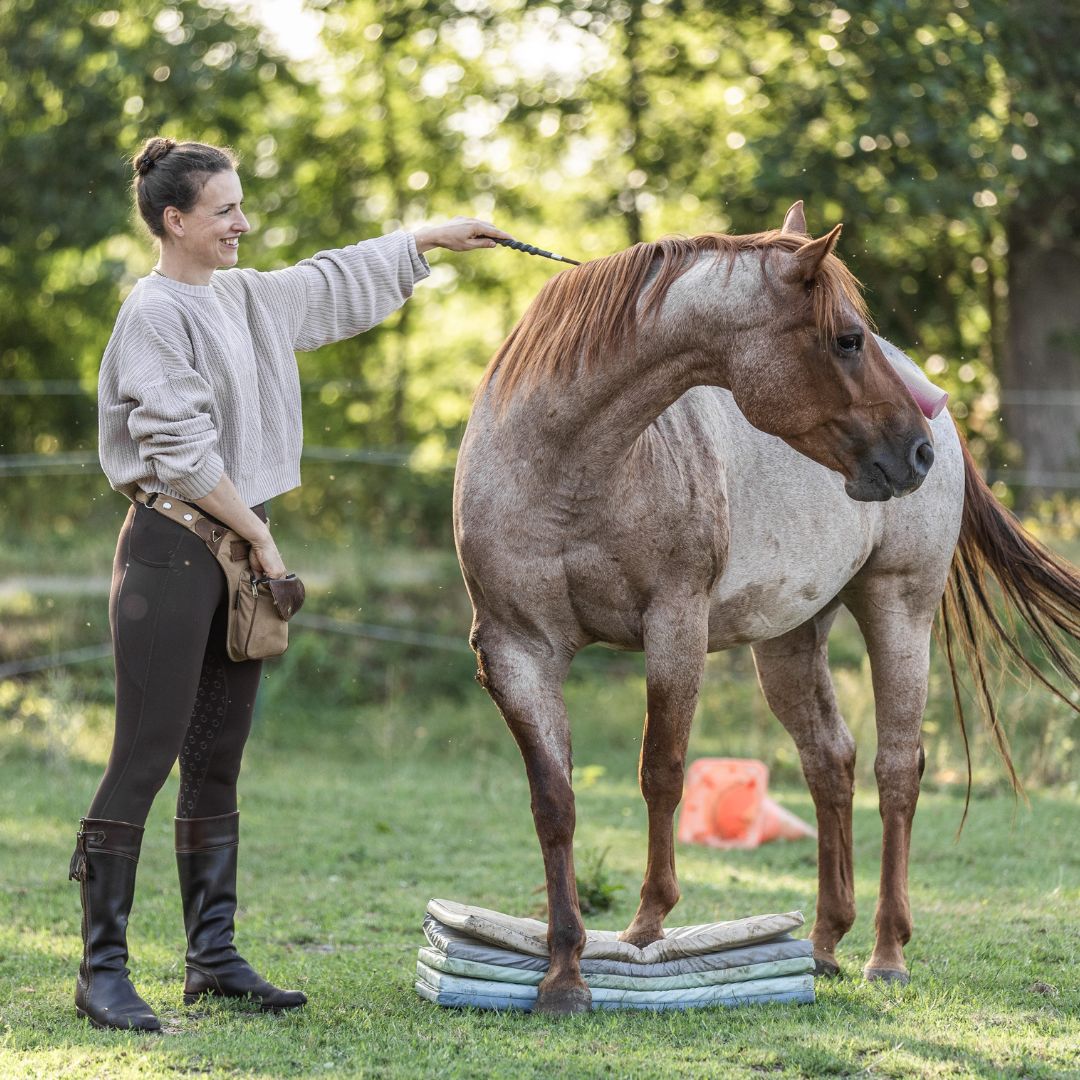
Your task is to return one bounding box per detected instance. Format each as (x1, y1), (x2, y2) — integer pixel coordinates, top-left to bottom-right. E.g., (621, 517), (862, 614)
(69, 818), (161, 1031)
(175, 812), (306, 1010)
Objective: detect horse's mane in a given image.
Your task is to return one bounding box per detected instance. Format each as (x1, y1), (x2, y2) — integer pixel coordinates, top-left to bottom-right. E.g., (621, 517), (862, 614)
(478, 230), (869, 407)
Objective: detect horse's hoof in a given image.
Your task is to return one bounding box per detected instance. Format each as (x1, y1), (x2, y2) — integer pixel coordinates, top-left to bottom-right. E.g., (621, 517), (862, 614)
(533, 985), (592, 1016)
(617, 927), (663, 948)
(864, 966), (910, 985)
(813, 955), (842, 978)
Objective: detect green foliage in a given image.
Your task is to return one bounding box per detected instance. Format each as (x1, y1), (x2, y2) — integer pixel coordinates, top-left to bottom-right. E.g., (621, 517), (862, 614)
(1, 696), (1078, 1077)
(3, 0), (1080, 530)
(575, 845), (626, 915)
(3, 0), (1079, 536)
(0, 0), (299, 462)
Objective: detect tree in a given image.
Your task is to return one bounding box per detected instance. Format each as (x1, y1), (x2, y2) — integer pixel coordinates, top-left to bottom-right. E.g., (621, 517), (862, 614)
(994, 3), (1080, 492)
(0, 0), (299, 454)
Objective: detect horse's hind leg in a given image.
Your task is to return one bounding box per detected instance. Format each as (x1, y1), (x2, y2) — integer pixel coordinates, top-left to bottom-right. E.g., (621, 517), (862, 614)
(845, 581), (934, 985)
(751, 603), (856, 977)
(620, 602), (709, 948)
(470, 631), (590, 1014)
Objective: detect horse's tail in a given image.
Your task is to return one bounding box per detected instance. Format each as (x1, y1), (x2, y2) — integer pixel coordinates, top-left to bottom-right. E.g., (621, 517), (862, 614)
(939, 433), (1080, 826)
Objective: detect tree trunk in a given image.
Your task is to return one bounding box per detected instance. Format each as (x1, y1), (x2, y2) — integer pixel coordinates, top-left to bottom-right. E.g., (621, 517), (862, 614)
(621, 0), (644, 248)
(1000, 214), (1080, 495)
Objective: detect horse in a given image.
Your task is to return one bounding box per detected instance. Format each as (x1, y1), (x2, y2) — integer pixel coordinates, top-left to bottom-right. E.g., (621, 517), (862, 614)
(452, 202), (1080, 1015)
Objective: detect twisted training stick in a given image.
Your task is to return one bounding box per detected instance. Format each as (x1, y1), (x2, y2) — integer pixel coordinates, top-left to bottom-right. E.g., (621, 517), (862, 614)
(494, 237), (582, 266)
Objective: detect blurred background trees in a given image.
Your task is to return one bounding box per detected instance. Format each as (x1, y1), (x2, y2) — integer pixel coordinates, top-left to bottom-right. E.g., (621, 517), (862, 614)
(2, 0), (1079, 539)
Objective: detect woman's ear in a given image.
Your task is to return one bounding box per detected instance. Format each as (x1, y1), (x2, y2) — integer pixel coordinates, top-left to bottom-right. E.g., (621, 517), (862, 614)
(162, 206), (184, 239)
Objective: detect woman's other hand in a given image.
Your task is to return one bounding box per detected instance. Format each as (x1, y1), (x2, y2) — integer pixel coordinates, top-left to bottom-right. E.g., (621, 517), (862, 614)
(412, 218), (513, 254)
(249, 532), (288, 579)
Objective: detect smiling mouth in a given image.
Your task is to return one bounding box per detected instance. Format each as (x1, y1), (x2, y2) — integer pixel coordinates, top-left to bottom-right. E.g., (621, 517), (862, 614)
(221, 238), (239, 248)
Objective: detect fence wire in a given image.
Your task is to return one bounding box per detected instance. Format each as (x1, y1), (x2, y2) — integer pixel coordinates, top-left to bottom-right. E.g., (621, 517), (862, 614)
(3, 450), (1078, 487)
(0, 611), (466, 680)
(4, 379), (1080, 487)
(0, 446), (452, 477)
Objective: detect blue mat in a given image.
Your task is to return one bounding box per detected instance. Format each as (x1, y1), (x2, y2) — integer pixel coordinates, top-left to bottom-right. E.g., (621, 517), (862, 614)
(415, 965), (816, 1012)
(416, 902), (816, 1012)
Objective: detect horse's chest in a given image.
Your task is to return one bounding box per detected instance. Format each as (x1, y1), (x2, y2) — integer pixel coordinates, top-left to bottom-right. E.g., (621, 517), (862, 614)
(561, 512), (725, 648)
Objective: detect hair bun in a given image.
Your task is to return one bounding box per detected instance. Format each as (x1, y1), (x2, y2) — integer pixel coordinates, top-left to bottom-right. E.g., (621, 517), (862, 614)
(133, 137), (177, 177)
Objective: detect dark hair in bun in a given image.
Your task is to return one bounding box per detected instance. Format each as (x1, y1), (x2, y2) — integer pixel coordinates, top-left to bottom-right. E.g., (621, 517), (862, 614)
(131, 137), (239, 238)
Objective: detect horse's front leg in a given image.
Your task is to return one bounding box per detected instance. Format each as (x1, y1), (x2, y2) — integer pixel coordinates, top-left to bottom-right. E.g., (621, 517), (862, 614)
(847, 583), (934, 985)
(620, 600), (709, 947)
(471, 631), (590, 1014)
(752, 604), (856, 977)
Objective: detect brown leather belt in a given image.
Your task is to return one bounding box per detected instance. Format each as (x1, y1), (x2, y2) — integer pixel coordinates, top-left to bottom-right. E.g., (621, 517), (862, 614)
(134, 490), (249, 560)
(133, 490), (266, 544)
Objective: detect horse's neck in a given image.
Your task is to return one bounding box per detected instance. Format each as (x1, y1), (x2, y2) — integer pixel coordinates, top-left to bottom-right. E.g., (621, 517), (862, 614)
(495, 345), (732, 483)
(535, 353), (712, 443)
(495, 253), (771, 469)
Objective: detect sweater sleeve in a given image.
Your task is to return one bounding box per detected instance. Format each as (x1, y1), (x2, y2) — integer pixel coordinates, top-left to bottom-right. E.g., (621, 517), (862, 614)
(240, 230), (431, 351)
(126, 375), (224, 500)
(119, 310), (225, 501)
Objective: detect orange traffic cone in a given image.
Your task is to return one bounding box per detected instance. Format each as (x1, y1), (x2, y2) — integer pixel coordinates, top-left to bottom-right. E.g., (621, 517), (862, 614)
(677, 758), (816, 850)
(757, 795), (818, 843)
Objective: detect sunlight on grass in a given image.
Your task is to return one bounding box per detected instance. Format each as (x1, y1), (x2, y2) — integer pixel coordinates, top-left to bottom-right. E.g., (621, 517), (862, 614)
(2, 531), (1079, 1076)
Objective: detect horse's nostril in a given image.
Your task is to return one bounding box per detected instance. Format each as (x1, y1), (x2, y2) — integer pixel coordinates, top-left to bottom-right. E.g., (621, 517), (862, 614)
(910, 439), (934, 478)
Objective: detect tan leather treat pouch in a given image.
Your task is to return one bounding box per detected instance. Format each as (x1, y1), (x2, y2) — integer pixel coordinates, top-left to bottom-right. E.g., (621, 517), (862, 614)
(229, 571), (291, 663)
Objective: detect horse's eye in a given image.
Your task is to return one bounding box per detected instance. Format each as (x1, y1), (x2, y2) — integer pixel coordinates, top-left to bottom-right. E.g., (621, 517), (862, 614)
(836, 333), (863, 355)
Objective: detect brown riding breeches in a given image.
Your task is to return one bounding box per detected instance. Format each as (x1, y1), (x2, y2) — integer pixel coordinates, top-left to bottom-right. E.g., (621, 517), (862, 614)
(86, 502), (264, 825)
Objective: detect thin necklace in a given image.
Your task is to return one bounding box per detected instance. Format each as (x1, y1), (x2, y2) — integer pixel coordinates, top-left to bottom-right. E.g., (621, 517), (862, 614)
(151, 265), (211, 285)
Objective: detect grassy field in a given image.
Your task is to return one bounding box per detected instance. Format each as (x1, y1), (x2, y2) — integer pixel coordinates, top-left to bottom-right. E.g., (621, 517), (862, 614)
(1, 667), (1079, 1078)
(2, 522), (1079, 1077)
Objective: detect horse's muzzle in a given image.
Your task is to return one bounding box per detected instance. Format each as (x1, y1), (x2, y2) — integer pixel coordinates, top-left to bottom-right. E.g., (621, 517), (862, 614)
(844, 435), (935, 502)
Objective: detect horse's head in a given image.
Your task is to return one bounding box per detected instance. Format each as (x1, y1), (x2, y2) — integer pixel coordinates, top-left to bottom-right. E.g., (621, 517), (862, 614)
(722, 202), (934, 501)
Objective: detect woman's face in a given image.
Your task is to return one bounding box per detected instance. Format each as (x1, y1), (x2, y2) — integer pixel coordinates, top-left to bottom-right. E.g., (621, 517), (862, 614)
(165, 169), (250, 273)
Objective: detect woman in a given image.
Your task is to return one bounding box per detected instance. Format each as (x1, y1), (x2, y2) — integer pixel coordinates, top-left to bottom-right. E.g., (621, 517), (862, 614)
(73, 137), (510, 1031)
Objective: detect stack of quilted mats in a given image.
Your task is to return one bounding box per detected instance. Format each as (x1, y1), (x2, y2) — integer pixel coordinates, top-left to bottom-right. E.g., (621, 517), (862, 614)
(415, 899), (816, 1012)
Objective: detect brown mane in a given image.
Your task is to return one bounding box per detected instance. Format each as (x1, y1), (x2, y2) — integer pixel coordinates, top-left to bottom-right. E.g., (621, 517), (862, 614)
(479, 229), (870, 407)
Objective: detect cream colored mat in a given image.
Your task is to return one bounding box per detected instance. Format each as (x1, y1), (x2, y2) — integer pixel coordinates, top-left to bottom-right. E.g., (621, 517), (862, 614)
(426, 899), (804, 964)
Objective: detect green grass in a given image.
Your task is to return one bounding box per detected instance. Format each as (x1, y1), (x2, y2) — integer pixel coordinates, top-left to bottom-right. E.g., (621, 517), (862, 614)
(1, 685), (1078, 1079)
(3, 525), (1080, 1076)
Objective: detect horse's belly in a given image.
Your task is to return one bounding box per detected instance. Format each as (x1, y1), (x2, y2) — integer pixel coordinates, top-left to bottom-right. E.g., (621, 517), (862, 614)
(707, 585), (834, 649)
(706, 534), (872, 649)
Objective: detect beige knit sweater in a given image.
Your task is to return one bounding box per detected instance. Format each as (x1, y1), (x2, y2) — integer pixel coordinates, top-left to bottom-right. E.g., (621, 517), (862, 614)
(97, 231), (430, 507)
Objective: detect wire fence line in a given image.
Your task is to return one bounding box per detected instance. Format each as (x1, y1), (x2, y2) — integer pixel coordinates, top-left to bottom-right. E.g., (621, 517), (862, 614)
(0, 612), (468, 680)
(291, 612), (464, 651)
(0, 446), (453, 477)
(4, 613), (642, 681)
(6, 378), (1080, 407)
(4, 449), (1080, 487)
(0, 643), (114, 680)
(986, 471), (1080, 490)
(1, 378), (403, 396)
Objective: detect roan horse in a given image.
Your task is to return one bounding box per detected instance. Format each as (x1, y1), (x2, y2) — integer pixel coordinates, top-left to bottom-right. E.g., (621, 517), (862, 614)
(452, 202), (1080, 1014)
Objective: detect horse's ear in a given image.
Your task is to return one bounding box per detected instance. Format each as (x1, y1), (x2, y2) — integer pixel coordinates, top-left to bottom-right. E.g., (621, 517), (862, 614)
(785, 223), (843, 282)
(781, 201), (808, 236)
